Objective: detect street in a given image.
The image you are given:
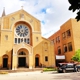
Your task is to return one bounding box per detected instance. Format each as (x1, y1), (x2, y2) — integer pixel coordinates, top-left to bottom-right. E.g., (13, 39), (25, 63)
(0, 71), (80, 80)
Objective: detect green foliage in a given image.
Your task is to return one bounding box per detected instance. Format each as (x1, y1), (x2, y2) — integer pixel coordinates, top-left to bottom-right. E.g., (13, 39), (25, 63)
(43, 67), (57, 72)
(0, 71), (8, 74)
(72, 49), (80, 62)
(68, 0), (80, 21)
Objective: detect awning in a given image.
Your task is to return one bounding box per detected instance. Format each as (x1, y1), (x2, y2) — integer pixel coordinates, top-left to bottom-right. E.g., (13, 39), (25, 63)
(56, 55), (65, 60)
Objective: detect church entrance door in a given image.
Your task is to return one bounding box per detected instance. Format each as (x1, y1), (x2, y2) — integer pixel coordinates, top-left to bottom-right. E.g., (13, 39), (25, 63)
(18, 57), (26, 67)
(35, 57), (39, 67)
(3, 58), (8, 68)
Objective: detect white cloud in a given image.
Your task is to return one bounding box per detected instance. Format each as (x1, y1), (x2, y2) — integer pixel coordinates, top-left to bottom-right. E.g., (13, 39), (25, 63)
(0, 0), (77, 38)
(46, 8), (54, 14)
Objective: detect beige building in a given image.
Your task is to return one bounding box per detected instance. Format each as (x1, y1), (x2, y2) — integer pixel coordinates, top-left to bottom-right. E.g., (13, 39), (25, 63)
(0, 8), (55, 70)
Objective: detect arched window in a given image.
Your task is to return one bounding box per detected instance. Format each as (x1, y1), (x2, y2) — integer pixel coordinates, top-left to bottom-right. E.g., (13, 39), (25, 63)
(63, 44), (67, 53)
(19, 51), (26, 55)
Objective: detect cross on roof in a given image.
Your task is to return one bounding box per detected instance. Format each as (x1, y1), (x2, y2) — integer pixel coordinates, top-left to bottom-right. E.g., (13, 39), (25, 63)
(21, 6), (23, 9)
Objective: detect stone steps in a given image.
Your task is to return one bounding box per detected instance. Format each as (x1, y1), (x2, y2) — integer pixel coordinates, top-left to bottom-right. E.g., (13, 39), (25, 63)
(0, 68), (42, 73)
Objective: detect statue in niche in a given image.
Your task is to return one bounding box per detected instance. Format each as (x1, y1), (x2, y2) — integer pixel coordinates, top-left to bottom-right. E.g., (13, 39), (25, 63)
(20, 14), (24, 19)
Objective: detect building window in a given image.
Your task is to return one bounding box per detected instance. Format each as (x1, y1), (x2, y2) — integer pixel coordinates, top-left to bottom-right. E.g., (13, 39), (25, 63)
(58, 36), (60, 42)
(45, 56), (48, 61)
(18, 38), (20, 43)
(66, 29), (71, 37)
(36, 37), (38, 42)
(56, 37), (57, 43)
(68, 42), (73, 51)
(19, 51), (26, 55)
(16, 24), (29, 37)
(58, 49), (61, 54)
(5, 35), (8, 40)
(15, 38), (17, 43)
(14, 38), (30, 44)
(58, 46), (61, 55)
(62, 32), (66, 39)
(21, 38), (23, 42)
(63, 44), (67, 53)
(24, 38), (26, 43)
(27, 38), (30, 44)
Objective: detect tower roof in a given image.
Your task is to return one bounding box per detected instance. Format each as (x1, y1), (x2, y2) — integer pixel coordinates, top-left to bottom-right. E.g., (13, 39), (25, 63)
(2, 7), (6, 17)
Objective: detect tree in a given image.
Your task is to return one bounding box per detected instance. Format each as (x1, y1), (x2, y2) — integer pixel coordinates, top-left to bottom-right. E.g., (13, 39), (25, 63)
(72, 49), (80, 62)
(68, 0), (80, 21)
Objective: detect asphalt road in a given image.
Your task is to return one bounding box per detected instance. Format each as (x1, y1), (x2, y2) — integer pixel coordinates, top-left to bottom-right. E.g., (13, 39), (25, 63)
(0, 71), (80, 80)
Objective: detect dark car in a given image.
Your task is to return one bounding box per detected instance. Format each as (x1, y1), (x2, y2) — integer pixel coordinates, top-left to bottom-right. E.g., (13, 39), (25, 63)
(57, 63), (77, 73)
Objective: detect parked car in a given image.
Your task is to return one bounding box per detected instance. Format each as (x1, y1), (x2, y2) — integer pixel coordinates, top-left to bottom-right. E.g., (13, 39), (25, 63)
(57, 63), (77, 73)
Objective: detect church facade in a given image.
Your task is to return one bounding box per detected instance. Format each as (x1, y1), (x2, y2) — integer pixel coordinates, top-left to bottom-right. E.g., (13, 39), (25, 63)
(0, 8), (55, 70)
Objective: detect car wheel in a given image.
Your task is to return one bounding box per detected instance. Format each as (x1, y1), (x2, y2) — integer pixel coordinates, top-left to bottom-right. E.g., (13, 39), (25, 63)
(77, 68), (80, 72)
(57, 70), (61, 73)
(63, 69), (66, 73)
(58, 70), (60, 73)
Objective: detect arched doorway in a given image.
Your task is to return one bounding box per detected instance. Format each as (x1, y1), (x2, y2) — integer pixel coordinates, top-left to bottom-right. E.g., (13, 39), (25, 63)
(18, 51), (26, 67)
(17, 48), (29, 68)
(35, 54), (40, 67)
(3, 55), (8, 68)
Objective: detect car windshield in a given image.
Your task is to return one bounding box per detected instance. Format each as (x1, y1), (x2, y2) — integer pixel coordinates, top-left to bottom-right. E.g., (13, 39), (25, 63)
(58, 63), (66, 67)
(67, 63), (73, 65)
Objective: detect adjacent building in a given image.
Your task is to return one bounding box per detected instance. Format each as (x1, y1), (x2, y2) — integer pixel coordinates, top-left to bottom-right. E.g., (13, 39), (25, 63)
(0, 8), (55, 70)
(49, 18), (80, 66)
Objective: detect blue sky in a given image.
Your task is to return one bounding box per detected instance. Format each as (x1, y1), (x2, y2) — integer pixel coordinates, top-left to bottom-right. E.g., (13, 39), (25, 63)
(0, 0), (77, 38)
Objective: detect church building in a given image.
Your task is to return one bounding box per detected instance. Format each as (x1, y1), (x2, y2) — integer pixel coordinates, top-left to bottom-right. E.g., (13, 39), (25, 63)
(0, 8), (55, 70)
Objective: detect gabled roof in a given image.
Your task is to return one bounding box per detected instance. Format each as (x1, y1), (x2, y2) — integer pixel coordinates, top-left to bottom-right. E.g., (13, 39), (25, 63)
(1, 8), (40, 22)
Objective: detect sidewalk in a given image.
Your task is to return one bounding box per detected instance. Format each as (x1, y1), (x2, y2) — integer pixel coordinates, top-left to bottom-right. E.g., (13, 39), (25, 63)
(0, 71), (57, 80)
(0, 71), (78, 80)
